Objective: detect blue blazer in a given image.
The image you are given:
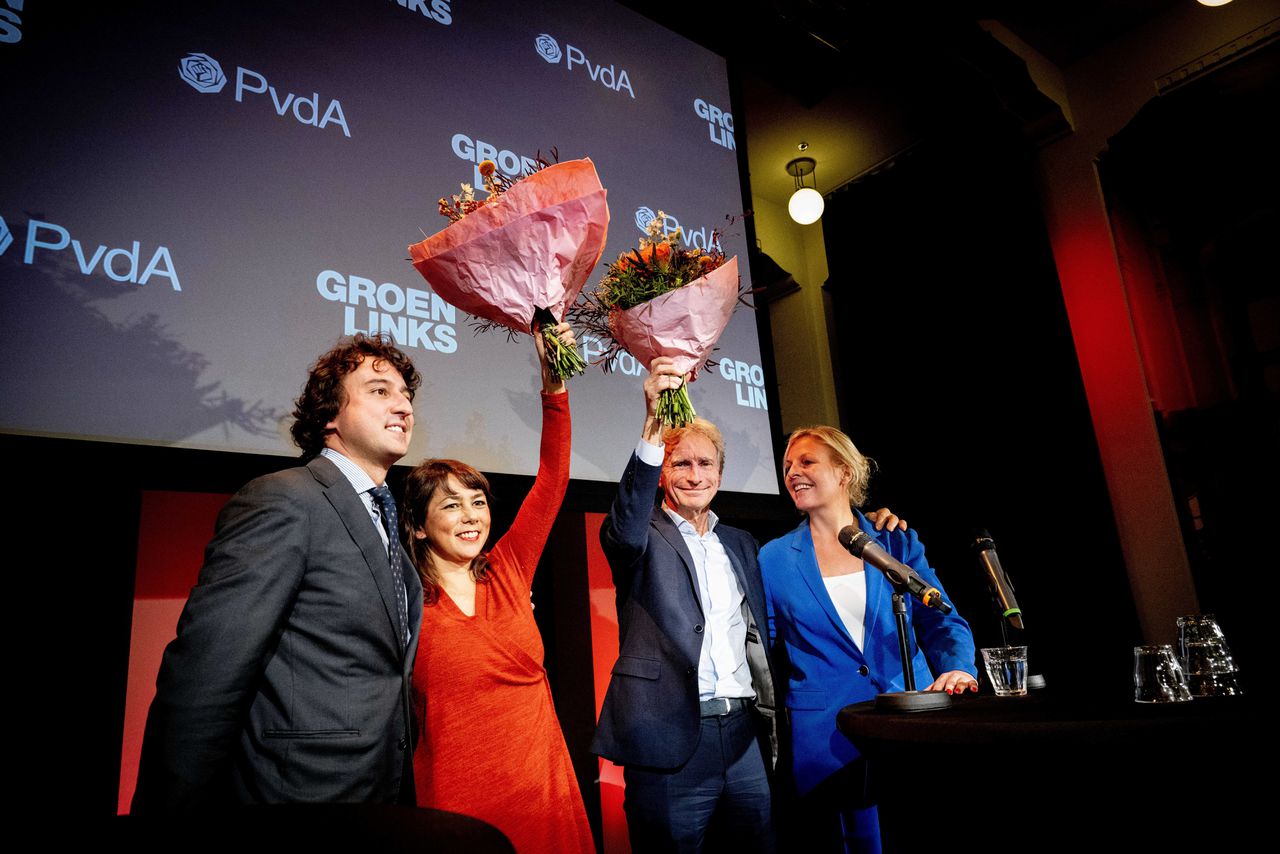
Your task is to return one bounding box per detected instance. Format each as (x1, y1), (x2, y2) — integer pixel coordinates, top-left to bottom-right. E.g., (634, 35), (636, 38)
(591, 452), (777, 769)
(760, 512), (975, 796)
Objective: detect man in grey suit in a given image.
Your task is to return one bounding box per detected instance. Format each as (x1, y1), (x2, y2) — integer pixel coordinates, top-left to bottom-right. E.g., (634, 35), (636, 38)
(133, 334), (423, 812)
(592, 357), (778, 852)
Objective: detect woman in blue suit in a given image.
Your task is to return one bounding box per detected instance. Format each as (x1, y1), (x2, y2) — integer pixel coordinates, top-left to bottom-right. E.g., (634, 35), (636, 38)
(760, 426), (978, 853)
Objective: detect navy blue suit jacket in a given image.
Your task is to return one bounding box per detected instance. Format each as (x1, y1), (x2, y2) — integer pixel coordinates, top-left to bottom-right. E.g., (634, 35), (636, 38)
(591, 451), (776, 770)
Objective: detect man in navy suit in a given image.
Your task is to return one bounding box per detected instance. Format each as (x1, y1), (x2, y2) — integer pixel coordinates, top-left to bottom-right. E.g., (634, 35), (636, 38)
(591, 357), (778, 852)
(133, 334), (423, 812)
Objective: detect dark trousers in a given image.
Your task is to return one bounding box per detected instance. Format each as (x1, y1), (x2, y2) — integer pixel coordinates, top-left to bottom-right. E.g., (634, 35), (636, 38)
(623, 706), (774, 853)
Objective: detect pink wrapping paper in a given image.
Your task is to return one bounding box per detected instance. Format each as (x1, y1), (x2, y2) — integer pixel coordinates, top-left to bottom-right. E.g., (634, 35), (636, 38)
(608, 256), (739, 381)
(408, 158), (610, 333)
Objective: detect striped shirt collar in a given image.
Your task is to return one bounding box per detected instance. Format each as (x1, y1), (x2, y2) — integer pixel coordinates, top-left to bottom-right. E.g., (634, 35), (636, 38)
(319, 447), (380, 494)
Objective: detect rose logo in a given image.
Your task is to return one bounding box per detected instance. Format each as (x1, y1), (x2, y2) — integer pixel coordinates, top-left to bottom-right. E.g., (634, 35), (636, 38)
(179, 52), (227, 93)
(0, 215), (12, 257)
(534, 34), (562, 64)
(634, 206), (657, 234)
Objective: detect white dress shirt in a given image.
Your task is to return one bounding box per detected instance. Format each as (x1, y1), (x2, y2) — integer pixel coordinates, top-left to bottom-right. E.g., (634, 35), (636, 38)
(638, 439), (754, 701)
(319, 448), (408, 621)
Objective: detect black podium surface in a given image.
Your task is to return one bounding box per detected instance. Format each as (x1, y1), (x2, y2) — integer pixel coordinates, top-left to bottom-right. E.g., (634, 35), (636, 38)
(112, 804), (515, 853)
(838, 691), (1262, 848)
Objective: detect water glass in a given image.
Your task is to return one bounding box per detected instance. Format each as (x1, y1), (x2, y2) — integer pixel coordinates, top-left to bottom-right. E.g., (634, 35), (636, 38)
(980, 646), (1028, 696)
(1133, 644), (1192, 703)
(1177, 614), (1244, 697)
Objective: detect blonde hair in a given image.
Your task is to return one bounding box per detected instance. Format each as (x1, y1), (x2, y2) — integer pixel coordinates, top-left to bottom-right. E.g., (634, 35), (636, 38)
(785, 426), (874, 506)
(662, 418), (725, 472)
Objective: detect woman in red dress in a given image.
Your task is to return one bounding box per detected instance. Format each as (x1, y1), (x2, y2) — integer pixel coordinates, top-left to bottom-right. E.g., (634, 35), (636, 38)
(400, 323), (593, 854)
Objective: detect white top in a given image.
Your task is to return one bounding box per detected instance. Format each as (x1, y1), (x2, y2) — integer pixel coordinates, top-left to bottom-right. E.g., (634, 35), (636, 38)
(823, 571), (868, 651)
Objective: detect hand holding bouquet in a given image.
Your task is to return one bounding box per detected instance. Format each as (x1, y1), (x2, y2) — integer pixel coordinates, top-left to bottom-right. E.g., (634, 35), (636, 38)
(573, 211), (740, 426)
(535, 320), (578, 395)
(409, 156), (609, 381)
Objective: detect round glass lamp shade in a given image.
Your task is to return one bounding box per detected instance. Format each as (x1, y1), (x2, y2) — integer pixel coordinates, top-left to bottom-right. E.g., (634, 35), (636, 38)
(788, 187), (825, 225)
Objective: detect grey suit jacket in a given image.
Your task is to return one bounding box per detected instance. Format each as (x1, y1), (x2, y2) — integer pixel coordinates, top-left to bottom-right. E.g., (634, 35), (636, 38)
(591, 451), (777, 770)
(133, 455), (423, 812)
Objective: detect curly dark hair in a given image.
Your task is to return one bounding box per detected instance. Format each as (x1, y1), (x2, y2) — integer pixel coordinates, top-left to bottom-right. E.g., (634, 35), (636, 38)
(290, 334), (421, 458)
(401, 458), (494, 605)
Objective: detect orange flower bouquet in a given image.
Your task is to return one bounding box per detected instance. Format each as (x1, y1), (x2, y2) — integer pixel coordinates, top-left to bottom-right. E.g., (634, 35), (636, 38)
(573, 211), (741, 426)
(408, 156), (609, 380)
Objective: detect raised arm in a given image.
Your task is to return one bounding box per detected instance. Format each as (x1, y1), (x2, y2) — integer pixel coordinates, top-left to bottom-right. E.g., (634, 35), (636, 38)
(599, 358), (685, 583)
(489, 323), (574, 583)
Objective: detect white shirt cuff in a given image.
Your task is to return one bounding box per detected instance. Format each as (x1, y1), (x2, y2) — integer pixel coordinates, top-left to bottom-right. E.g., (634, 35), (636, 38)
(636, 437), (665, 467)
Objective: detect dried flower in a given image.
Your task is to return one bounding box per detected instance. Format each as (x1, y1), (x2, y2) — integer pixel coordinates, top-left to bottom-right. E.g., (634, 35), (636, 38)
(570, 213), (746, 427)
(422, 149), (590, 382)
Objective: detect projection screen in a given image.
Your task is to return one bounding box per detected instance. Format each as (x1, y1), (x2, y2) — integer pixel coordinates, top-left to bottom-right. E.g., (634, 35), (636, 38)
(0, 0), (778, 493)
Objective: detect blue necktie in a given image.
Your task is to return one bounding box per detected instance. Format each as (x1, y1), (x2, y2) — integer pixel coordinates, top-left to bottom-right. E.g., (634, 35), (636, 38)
(369, 484), (409, 648)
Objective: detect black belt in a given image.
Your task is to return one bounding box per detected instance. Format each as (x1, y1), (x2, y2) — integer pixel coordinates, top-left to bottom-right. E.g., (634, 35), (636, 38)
(699, 697), (751, 717)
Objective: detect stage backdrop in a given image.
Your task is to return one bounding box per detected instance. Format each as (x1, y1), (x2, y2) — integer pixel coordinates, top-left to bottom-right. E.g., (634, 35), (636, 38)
(0, 0), (778, 494)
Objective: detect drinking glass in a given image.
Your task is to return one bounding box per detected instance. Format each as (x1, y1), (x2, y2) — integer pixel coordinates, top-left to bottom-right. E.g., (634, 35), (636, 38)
(1177, 614), (1244, 697)
(1134, 644), (1192, 703)
(981, 646), (1028, 697)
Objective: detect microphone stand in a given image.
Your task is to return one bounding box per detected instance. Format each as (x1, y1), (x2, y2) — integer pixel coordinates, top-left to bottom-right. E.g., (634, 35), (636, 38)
(874, 585), (953, 713)
(894, 591), (916, 692)
(837, 523), (955, 711)
(974, 532), (1046, 691)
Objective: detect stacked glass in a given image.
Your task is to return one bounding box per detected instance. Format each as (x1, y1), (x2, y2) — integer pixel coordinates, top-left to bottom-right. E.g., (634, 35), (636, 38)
(1176, 614), (1244, 697)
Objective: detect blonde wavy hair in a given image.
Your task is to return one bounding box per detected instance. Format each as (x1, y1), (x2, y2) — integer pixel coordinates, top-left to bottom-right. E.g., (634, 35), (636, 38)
(785, 426), (874, 507)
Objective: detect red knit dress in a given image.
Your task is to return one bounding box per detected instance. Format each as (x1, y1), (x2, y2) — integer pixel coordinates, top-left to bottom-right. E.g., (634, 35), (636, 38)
(412, 391), (592, 854)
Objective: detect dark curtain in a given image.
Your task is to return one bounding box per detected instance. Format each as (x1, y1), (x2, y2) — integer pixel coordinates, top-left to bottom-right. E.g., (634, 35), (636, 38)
(1098, 42), (1280, 689)
(820, 110), (1135, 692)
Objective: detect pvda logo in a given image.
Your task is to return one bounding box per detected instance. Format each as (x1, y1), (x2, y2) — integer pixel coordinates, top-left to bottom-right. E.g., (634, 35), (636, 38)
(9, 214), (182, 290)
(633, 206), (721, 253)
(178, 53), (227, 93)
(177, 51), (351, 138)
(534, 32), (634, 99)
(534, 34), (562, 64)
(634, 206), (658, 233)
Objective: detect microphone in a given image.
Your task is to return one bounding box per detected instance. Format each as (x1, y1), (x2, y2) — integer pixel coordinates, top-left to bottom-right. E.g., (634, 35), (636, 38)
(972, 530), (1024, 630)
(838, 526), (952, 613)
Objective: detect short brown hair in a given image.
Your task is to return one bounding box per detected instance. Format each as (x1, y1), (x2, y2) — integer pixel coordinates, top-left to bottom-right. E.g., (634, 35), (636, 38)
(400, 458), (493, 604)
(290, 334), (420, 458)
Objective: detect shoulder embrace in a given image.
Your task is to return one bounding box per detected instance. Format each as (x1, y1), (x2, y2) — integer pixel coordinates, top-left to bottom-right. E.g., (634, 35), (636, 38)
(877, 522), (924, 560)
